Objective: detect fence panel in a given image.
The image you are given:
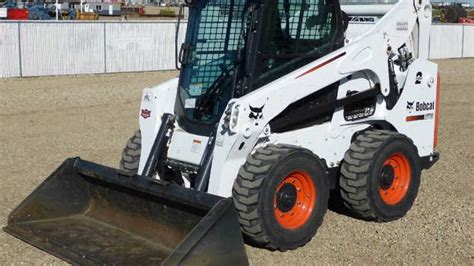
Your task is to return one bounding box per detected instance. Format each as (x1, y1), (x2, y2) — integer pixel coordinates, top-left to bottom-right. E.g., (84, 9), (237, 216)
(463, 25), (474, 58)
(105, 22), (185, 73)
(20, 22), (105, 77)
(429, 24), (464, 59)
(0, 23), (20, 78)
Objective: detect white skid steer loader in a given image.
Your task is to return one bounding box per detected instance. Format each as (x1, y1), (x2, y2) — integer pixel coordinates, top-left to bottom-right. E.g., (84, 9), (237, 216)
(5, 0), (440, 264)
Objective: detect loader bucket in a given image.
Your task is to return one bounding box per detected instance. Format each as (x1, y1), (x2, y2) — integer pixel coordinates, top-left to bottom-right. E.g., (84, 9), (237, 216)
(4, 158), (248, 265)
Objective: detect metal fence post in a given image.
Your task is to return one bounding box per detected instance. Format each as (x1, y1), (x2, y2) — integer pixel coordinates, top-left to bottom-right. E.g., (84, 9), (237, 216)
(17, 22), (23, 77)
(104, 22), (107, 73)
(461, 25), (465, 58)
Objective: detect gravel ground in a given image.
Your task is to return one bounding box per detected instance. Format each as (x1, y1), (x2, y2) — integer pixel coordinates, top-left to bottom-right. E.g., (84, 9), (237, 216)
(0, 59), (473, 264)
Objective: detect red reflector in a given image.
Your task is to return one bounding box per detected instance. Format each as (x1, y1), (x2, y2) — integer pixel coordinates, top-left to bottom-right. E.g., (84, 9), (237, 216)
(433, 74), (441, 148)
(406, 115), (425, 122)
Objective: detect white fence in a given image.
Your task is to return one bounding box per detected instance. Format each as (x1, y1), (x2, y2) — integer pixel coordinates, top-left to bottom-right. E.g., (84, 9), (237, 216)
(0, 21), (186, 78)
(0, 21), (472, 78)
(346, 23), (474, 59)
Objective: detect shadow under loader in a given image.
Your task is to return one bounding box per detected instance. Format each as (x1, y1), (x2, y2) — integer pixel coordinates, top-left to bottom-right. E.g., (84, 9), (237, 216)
(3, 158), (248, 265)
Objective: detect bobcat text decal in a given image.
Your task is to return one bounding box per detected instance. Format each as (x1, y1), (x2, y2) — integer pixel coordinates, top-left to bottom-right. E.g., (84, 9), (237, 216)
(406, 101), (434, 112)
(405, 100), (435, 122)
(415, 101), (435, 111)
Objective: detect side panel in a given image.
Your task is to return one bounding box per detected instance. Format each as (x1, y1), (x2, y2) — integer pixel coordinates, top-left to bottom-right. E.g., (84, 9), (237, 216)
(269, 123), (370, 167)
(138, 78), (179, 174)
(270, 59), (438, 168)
(385, 59), (438, 157)
(268, 73), (379, 166)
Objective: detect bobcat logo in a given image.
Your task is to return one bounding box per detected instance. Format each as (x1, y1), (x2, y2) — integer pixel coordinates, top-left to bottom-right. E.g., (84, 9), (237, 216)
(249, 105), (264, 120)
(141, 109), (151, 119)
(406, 101), (414, 112)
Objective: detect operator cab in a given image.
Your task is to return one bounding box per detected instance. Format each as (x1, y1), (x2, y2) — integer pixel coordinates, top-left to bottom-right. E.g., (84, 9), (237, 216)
(175, 0), (348, 135)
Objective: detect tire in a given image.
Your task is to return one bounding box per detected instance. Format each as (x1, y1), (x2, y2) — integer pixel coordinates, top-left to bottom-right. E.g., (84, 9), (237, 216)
(232, 144), (329, 251)
(119, 130), (141, 174)
(339, 129), (421, 221)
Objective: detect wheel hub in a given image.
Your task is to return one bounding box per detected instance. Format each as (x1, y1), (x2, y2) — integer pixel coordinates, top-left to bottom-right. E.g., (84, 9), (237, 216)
(378, 153), (412, 205)
(273, 171), (316, 229)
(379, 165), (395, 190)
(276, 183), (297, 212)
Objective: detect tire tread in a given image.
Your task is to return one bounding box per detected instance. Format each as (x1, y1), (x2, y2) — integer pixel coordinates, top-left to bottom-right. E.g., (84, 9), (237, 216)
(339, 129), (415, 221)
(119, 130), (141, 174)
(232, 144), (322, 250)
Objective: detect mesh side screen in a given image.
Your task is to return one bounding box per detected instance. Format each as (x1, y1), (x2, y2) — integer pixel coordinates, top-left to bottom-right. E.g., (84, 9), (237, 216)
(187, 0), (246, 97)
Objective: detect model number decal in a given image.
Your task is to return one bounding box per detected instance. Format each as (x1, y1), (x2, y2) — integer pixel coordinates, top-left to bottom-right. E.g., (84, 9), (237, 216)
(396, 22), (409, 31)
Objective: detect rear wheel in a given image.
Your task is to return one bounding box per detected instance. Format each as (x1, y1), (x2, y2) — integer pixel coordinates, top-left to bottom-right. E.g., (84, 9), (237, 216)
(232, 144), (329, 251)
(339, 130), (421, 221)
(119, 130), (141, 174)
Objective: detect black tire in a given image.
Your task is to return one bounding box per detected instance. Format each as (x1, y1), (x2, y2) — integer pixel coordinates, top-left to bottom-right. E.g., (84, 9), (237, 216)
(232, 144), (329, 251)
(119, 130), (141, 174)
(339, 129), (421, 221)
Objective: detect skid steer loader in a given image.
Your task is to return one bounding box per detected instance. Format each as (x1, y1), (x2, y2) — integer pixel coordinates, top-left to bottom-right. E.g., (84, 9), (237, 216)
(5, 0), (440, 264)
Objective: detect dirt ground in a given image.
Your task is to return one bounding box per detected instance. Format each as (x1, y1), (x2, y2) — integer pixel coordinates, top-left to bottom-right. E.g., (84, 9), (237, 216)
(0, 59), (473, 264)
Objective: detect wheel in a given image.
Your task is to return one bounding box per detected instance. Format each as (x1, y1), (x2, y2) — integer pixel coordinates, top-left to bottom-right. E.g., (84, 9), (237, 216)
(339, 129), (421, 221)
(119, 130), (141, 174)
(119, 130), (184, 185)
(232, 144), (329, 251)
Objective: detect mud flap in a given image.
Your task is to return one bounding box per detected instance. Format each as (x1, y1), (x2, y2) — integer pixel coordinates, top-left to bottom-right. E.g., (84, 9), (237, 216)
(3, 158), (248, 265)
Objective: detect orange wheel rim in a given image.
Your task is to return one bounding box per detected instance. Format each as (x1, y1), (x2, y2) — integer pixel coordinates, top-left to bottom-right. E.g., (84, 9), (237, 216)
(273, 171), (316, 229)
(378, 153), (411, 205)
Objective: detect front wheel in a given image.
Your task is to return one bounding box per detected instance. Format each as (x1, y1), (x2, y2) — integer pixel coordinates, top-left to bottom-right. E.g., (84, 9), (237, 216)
(119, 130), (141, 174)
(232, 144), (329, 251)
(339, 130), (421, 221)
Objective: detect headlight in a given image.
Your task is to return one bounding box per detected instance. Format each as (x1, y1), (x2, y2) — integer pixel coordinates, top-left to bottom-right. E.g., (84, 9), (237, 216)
(222, 102), (240, 135)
